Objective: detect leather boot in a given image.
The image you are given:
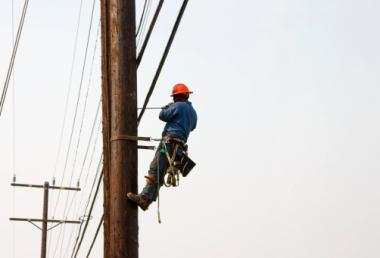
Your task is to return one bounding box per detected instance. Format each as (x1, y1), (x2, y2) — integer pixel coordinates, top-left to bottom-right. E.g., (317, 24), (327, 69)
(127, 193), (152, 211)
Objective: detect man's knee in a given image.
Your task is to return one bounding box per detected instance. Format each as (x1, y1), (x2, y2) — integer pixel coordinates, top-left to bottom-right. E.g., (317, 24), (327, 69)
(144, 175), (155, 185)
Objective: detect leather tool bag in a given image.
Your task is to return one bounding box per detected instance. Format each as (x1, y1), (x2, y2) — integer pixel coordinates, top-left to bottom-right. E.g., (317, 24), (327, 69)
(179, 154), (196, 177)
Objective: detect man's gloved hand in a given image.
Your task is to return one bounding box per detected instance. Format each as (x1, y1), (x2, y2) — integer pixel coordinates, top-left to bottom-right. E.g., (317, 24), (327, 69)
(162, 102), (174, 109)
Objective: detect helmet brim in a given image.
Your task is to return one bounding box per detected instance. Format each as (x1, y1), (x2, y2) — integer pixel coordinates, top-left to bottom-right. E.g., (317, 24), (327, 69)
(171, 91), (193, 97)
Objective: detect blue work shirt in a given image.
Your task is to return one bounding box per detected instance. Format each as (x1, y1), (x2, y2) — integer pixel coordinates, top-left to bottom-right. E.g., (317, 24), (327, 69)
(159, 101), (197, 142)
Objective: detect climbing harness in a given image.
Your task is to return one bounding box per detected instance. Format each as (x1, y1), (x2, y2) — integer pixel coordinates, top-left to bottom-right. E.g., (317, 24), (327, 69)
(162, 140), (180, 187)
(112, 134), (196, 223)
(157, 148), (162, 223)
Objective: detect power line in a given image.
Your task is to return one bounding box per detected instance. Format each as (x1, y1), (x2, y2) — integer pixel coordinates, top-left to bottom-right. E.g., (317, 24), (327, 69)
(51, 0), (86, 182)
(62, 106), (101, 258)
(136, 0), (152, 50)
(72, 165), (103, 258)
(63, 153), (102, 258)
(85, 214), (103, 258)
(50, 0), (98, 256)
(56, 24), (101, 258)
(137, 0), (164, 67)
(136, 0), (148, 37)
(47, 1), (86, 255)
(75, 119), (102, 216)
(138, 0), (190, 124)
(66, 99), (101, 217)
(0, 0), (30, 117)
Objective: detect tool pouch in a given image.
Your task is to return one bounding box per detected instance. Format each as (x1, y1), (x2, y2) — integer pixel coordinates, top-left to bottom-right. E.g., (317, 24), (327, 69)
(179, 154), (196, 177)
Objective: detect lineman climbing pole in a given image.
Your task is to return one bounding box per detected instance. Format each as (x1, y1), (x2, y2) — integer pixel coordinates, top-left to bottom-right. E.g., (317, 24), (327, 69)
(101, 0), (138, 258)
(100, 0), (190, 257)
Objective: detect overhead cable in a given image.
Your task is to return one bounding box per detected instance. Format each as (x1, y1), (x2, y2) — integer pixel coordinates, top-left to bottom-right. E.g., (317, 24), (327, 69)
(0, 0), (30, 117)
(51, 0), (98, 256)
(137, 0), (189, 124)
(137, 0), (164, 67)
(61, 119), (101, 258)
(51, 0), (86, 182)
(135, 0), (148, 37)
(136, 0), (152, 50)
(85, 214), (103, 258)
(72, 166), (104, 258)
(68, 155), (102, 258)
(47, 0), (86, 255)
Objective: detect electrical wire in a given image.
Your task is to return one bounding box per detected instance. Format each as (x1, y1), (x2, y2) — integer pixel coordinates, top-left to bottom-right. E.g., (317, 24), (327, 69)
(50, 0), (98, 256)
(72, 164), (104, 258)
(75, 119), (102, 216)
(137, 0), (164, 67)
(85, 214), (103, 258)
(62, 120), (101, 258)
(47, 1), (87, 255)
(51, 0), (86, 183)
(69, 155), (102, 258)
(66, 99), (100, 217)
(62, 102), (101, 258)
(57, 23), (100, 258)
(0, 0), (30, 117)
(136, 0), (148, 37)
(63, 152), (102, 258)
(136, 0), (152, 51)
(138, 0), (190, 124)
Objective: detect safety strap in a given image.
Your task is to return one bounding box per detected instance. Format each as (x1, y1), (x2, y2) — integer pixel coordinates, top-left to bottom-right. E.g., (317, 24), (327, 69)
(156, 136), (186, 223)
(162, 142), (180, 187)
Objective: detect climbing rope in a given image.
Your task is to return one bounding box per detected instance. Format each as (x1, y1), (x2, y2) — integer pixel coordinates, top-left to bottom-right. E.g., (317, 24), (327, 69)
(162, 141), (180, 187)
(155, 140), (183, 223)
(156, 147), (163, 224)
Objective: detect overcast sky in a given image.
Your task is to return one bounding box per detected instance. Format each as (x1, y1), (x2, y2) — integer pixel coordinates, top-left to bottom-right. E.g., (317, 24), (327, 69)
(1, 0), (380, 257)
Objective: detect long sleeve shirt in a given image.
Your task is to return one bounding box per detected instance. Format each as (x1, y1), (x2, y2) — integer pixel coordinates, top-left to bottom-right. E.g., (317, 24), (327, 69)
(159, 101), (197, 142)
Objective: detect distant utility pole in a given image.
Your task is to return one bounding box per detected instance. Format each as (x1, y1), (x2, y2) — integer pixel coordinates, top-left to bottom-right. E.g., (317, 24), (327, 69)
(101, 0), (138, 258)
(9, 181), (81, 258)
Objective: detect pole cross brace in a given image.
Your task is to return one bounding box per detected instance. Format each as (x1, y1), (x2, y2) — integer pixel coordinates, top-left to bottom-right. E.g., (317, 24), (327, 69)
(11, 183), (81, 191)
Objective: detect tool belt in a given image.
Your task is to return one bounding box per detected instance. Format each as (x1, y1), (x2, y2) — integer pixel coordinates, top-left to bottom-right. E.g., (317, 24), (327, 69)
(161, 135), (196, 186)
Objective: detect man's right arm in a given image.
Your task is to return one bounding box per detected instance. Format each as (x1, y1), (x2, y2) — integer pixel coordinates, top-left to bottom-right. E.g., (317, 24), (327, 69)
(159, 103), (177, 122)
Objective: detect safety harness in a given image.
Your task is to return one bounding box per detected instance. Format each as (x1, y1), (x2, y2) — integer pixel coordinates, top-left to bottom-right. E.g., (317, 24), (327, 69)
(156, 136), (187, 223)
(111, 134), (195, 223)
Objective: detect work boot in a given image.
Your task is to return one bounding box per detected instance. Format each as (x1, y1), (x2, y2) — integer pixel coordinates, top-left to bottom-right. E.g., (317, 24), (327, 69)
(127, 193), (152, 211)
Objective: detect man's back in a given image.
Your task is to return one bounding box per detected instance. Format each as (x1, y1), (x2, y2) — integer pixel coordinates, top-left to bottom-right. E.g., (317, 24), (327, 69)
(159, 101), (197, 142)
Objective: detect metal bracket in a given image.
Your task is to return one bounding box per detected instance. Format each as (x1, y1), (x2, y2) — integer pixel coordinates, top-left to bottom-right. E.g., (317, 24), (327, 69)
(111, 135), (161, 142)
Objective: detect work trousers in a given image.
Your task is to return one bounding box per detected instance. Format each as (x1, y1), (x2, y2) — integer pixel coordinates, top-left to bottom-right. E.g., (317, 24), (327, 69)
(141, 141), (184, 201)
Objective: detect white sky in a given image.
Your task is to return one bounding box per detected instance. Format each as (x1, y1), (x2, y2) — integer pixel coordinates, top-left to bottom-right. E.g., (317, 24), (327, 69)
(1, 0), (380, 257)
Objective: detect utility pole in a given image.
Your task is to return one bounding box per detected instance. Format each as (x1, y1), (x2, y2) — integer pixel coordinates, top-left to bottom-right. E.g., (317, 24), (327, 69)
(10, 181), (81, 258)
(101, 0), (138, 258)
(41, 182), (49, 258)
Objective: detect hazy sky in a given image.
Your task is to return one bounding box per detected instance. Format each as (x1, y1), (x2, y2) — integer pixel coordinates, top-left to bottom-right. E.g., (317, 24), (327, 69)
(1, 0), (380, 257)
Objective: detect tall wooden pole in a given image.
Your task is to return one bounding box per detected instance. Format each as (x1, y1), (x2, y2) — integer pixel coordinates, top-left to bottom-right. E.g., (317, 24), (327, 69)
(40, 181), (49, 258)
(9, 182), (81, 256)
(101, 0), (138, 258)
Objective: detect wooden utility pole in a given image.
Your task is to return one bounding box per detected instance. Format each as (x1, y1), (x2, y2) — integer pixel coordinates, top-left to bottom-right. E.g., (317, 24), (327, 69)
(41, 182), (49, 258)
(9, 182), (81, 258)
(101, 0), (138, 257)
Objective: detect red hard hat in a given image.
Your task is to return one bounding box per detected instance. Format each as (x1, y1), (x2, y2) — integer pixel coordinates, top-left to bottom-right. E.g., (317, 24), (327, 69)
(171, 83), (193, 96)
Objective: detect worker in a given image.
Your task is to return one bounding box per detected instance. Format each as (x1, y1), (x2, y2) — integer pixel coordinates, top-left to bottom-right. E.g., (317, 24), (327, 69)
(127, 83), (198, 210)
